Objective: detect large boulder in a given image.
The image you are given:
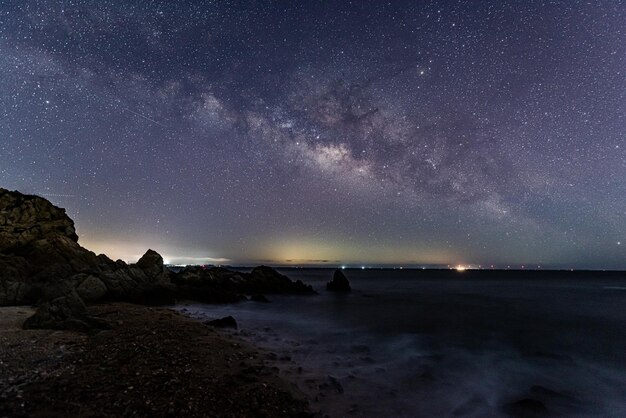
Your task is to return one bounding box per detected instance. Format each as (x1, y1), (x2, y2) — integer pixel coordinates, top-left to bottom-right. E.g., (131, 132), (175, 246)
(204, 315), (238, 329)
(22, 289), (109, 333)
(134, 249), (165, 277)
(327, 269), (351, 292)
(75, 274), (108, 302)
(250, 294), (270, 303)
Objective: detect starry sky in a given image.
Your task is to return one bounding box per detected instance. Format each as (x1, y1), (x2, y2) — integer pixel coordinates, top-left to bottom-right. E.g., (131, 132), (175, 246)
(1, 1), (624, 269)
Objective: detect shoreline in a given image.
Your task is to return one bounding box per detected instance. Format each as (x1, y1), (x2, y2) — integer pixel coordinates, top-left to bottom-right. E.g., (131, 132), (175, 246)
(175, 302), (360, 418)
(0, 303), (312, 418)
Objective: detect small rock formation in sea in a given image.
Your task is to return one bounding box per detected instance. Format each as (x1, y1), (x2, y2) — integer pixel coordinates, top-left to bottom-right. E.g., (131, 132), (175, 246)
(0, 187), (316, 331)
(204, 316), (238, 329)
(326, 269), (351, 292)
(250, 294), (270, 303)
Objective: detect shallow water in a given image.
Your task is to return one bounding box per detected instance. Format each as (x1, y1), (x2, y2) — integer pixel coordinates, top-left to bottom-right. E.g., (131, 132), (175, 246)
(176, 269), (626, 417)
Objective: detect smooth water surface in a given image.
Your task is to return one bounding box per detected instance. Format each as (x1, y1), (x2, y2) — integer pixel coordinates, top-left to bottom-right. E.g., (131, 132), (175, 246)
(176, 269), (626, 417)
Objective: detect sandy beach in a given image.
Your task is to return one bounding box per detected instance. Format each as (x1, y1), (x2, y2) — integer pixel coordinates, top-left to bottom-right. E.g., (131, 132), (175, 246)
(0, 303), (311, 418)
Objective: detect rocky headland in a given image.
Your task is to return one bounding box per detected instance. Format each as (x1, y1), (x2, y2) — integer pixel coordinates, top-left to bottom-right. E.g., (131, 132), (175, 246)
(0, 187), (314, 331)
(0, 187), (315, 416)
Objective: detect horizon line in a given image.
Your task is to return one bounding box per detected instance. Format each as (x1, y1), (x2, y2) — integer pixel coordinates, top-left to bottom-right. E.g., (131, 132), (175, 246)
(163, 263), (626, 272)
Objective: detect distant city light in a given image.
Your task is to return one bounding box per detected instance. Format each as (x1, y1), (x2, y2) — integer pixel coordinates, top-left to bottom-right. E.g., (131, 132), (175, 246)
(455, 265), (466, 272)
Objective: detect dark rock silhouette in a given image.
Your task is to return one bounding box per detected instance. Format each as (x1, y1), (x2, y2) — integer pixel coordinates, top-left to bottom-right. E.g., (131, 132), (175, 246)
(326, 269), (351, 292)
(0, 188), (79, 250)
(0, 188), (99, 305)
(204, 316), (238, 329)
(250, 293), (270, 303)
(0, 188), (176, 310)
(249, 266), (315, 294)
(75, 274), (108, 302)
(0, 188), (316, 330)
(134, 249), (165, 276)
(22, 289), (110, 333)
(173, 265), (315, 303)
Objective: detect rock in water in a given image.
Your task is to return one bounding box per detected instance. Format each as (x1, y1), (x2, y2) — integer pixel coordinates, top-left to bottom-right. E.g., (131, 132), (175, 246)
(204, 316), (238, 329)
(250, 294), (270, 303)
(326, 269), (351, 292)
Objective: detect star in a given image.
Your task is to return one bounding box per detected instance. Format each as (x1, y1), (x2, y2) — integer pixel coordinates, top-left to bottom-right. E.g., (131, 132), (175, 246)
(0, 0), (622, 269)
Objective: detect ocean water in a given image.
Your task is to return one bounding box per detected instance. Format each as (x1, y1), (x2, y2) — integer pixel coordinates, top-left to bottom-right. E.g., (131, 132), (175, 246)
(176, 269), (626, 417)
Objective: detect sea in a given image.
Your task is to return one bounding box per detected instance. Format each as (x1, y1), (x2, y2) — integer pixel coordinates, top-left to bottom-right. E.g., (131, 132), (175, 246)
(175, 268), (626, 417)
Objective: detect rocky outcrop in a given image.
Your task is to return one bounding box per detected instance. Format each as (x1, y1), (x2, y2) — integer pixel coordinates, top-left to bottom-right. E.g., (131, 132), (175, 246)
(326, 269), (351, 292)
(250, 294), (270, 303)
(0, 188), (178, 308)
(0, 188), (177, 329)
(1, 188), (316, 331)
(99, 249), (174, 305)
(22, 289), (110, 333)
(173, 265), (315, 303)
(204, 316), (238, 329)
(134, 249), (165, 278)
(0, 188), (100, 306)
(0, 188), (79, 252)
(75, 274), (108, 302)
(173, 267), (247, 303)
(248, 266), (315, 295)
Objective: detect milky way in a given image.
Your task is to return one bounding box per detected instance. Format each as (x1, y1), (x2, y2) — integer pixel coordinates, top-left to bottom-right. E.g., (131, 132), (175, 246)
(1, 1), (624, 268)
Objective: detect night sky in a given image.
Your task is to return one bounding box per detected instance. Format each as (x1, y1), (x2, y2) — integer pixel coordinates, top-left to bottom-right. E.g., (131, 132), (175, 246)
(1, 1), (624, 268)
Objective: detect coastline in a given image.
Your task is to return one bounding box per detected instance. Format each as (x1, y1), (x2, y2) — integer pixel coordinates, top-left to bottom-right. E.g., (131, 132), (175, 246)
(0, 303), (311, 418)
